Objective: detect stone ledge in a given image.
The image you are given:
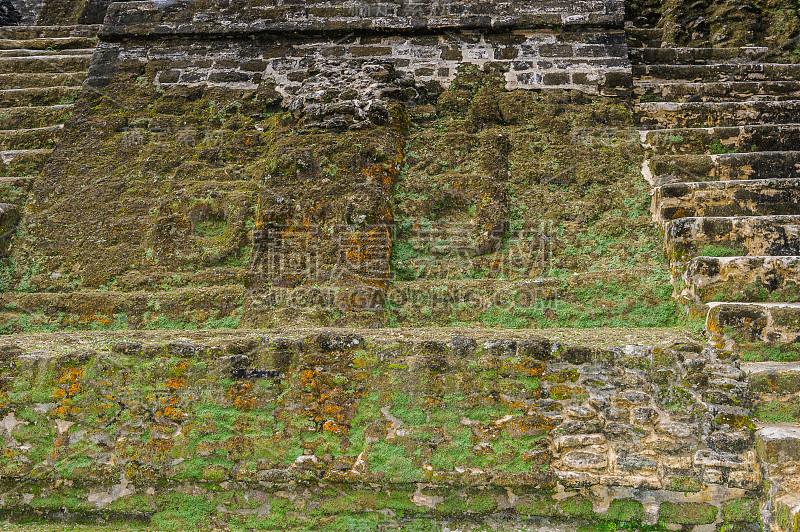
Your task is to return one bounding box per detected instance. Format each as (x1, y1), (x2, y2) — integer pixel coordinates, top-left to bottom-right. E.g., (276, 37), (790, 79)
(100, 0), (625, 40)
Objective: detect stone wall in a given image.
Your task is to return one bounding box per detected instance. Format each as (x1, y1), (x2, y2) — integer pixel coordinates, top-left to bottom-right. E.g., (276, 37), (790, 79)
(94, 0), (630, 97)
(0, 331), (762, 530)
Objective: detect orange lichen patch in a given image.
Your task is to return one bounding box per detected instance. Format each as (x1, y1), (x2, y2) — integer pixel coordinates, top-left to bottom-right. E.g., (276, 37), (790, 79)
(322, 402), (343, 417)
(301, 368), (322, 392)
(499, 397), (529, 411)
(228, 381), (255, 411)
(323, 420), (348, 435)
(500, 360), (546, 377)
(504, 415), (554, 438)
(223, 435), (254, 452)
(671, 208), (689, 219)
(124, 462), (161, 482)
(52, 366), (84, 417)
(139, 437), (174, 464)
(549, 385), (586, 401)
(58, 367), (83, 391)
(165, 376), (188, 391)
(424, 396), (445, 408)
(170, 360), (190, 374)
(160, 405), (188, 423)
(360, 144), (404, 189)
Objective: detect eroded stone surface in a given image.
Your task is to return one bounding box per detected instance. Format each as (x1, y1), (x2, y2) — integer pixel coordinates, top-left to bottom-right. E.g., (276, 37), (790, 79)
(0, 332), (761, 529)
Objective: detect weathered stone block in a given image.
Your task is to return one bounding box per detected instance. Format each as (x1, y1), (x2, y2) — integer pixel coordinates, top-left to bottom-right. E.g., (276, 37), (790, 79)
(659, 501), (718, 524)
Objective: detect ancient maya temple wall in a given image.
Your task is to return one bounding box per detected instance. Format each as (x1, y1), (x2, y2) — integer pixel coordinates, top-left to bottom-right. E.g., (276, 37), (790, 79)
(7, 0), (632, 330)
(0, 1), (783, 530)
(0, 1), (769, 529)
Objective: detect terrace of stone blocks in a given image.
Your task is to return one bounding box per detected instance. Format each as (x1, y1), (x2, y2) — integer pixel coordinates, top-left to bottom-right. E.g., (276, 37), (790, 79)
(1, 0), (800, 530)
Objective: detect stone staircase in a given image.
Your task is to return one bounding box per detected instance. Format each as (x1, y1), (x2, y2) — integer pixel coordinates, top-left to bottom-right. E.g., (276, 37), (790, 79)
(0, 24), (97, 249)
(629, 22), (800, 532)
(631, 47), (800, 345)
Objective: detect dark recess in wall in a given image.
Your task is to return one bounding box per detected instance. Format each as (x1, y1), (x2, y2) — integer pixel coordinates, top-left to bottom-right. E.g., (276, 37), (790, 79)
(78, 0), (113, 24)
(38, 0), (116, 25)
(0, 0), (21, 26)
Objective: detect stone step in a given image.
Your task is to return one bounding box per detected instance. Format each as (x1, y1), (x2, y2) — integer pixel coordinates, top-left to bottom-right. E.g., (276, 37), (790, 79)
(0, 286), (245, 332)
(0, 71), (87, 90)
(0, 124), (62, 151)
(633, 63), (800, 83)
(0, 148), (51, 176)
(647, 152), (800, 186)
(0, 25), (101, 40)
(0, 48), (96, 58)
(0, 104), (74, 130)
(0, 37), (97, 51)
(641, 124), (800, 155)
(707, 302), (800, 343)
(636, 81), (800, 103)
(755, 424), (800, 532)
(0, 54), (93, 74)
(757, 423), (800, 467)
(0, 86), (80, 108)
(681, 256), (800, 305)
(746, 363), (800, 396)
(625, 27), (662, 48)
(637, 100), (800, 129)
(664, 215), (800, 262)
(746, 363), (800, 424)
(653, 179), (800, 222)
(775, 494), (800, 532)
(630, 46), (769, 65)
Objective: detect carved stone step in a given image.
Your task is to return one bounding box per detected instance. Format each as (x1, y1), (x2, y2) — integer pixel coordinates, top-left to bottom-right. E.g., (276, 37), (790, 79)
(0, 48), (96, 58)
(0, 149), (51, 176)
(641, 124), (800, 155)
(776, 494), (800, 532)
(0, 25), (101, 40)
(0, 286), (245, 332)
(755, 424), (800, 532)
(0, 54), (93, 74)
(664, 215), (800, 262)
(648, 152), (800, 186)
(748, 363), (800, 395)
(0, 124), (62, 151)
(636, 81), (800, 103)
(0, 87), (80, 108)
(0, 72), (87, 90)
(637, 100), (800, 129)
(633, 63), (800, 83)
(653, 179), (800, 222)
(630, 46), (769, 65)
(0, 104), (74, 130)
(707, 302), (800, 343)
(0, 37), (97, 51)
(681, 256), (800, 304)
(626, 28), (662, 48)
